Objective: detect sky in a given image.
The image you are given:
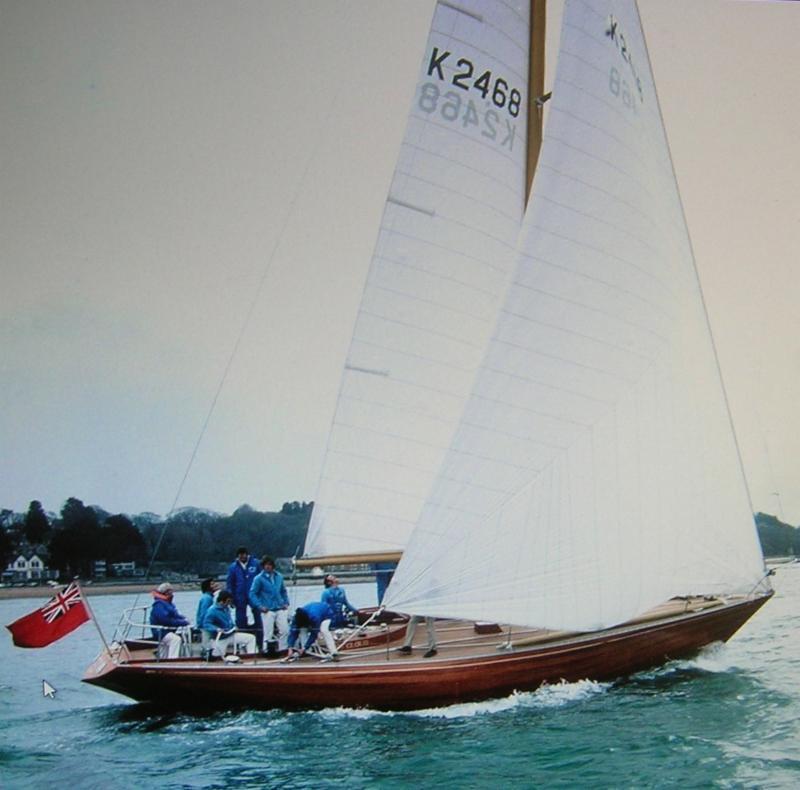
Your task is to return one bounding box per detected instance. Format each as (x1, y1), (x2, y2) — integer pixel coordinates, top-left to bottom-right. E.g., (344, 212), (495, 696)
(1, 0), (798, 525)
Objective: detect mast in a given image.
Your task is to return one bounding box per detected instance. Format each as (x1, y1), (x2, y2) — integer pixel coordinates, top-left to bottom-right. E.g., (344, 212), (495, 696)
(525, 0), (547, 202)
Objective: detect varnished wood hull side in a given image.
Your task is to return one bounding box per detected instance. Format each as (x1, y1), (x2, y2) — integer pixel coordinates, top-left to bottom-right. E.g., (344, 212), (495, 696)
(83, 595), (769, 711)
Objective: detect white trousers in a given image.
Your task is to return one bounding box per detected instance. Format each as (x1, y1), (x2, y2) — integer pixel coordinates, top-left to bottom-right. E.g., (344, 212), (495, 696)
(261, 609), (289, 650)
(212, 631), (257, 657)
(158, 631), (183, 659)
(296, 618), (337, 654)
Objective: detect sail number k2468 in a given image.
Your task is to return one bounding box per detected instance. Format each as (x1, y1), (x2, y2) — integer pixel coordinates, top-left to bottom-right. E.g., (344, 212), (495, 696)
(427, 47), (522, 118)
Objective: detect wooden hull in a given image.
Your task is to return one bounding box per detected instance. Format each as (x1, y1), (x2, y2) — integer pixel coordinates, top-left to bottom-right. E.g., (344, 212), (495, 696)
(83, 594), (770, 711)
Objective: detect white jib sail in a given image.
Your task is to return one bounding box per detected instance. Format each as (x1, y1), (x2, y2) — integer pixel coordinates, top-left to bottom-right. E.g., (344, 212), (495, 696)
(306, 1), (533, 556)
(384, 0), (766, 631)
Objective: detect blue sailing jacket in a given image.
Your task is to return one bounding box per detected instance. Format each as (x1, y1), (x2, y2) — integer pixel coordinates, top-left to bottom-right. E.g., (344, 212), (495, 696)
(195, 591), (215, 628)
(249, 570), (289, 612)
(226, 557), (260, 609)
(287, 602), (335, 651)
(149, 595), (189, 641)
(202, 603), (236, 637)
(321, 586), (357, 627)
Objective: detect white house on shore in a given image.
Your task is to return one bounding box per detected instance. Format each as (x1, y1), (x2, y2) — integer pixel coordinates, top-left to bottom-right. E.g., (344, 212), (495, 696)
(3, 552), (57, 582)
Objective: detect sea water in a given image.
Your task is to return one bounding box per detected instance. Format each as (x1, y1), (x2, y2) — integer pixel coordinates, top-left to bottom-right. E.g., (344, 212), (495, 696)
(1, 568), (798, 789)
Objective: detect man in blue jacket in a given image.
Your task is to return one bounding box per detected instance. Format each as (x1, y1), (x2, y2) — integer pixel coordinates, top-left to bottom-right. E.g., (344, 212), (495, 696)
(201, 590), (257, 657)
(249, 555), (289, 657)
(321, 574), (358, 628)
(195, 577), (219, 628)
(286, 601), (338, 661)
(226, 546), (261, 643)
(150, 582), (190, 659)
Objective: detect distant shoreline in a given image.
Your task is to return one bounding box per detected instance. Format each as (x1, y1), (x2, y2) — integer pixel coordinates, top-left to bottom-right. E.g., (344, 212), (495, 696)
(0, 575), (376, 601)
(0, 581), (164, 600)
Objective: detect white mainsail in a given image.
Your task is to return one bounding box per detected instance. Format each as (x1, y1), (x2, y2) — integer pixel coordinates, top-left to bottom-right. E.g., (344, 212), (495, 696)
(306, 1), (534, 556)
(384, 0), (767, 631)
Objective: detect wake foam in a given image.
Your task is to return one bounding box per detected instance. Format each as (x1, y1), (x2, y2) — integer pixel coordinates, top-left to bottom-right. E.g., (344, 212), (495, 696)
(633, 642), (736, 681)
(527, 678), (610, 708)
(680, 641), (736, 673)
(317, 679), (610, 720)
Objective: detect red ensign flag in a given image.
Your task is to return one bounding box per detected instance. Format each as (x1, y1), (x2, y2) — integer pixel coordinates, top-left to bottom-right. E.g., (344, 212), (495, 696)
(6, 581), (90, 648)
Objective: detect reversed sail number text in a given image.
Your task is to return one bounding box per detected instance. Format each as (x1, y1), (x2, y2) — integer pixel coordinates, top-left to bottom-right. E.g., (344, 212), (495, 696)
(418, 83), (517, 150)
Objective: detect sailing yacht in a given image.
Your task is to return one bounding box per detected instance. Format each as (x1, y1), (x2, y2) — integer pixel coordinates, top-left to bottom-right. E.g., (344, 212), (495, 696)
(84, 0), (772, 710)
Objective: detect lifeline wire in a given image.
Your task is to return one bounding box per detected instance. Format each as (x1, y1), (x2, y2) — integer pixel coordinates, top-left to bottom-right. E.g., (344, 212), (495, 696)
(138, 5), (358, 593)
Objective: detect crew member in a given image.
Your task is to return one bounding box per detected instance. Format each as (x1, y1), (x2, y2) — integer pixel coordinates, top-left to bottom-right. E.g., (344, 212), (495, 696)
(249, 555), (290, 656)
(202, 590), (257, 657)
(321, 574), (358, 628)
(398, 615), (438, 658)
(286, 601), (338, 661)
(150, 582), (190, 659)
(226, 546), (261, 643)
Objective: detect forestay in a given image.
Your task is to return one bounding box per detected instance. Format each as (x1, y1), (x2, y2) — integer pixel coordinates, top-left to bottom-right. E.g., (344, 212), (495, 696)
(306, 1), (533, 556)
(384, 0), (767, 631)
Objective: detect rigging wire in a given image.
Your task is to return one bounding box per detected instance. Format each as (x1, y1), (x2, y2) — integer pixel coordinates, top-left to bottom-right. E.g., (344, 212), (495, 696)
(142, 139), (318, 585)
(136, 7), (358, 601)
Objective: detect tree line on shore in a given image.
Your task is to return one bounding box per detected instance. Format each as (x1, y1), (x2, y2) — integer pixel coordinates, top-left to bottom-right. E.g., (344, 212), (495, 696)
(0, 501), (796, 581)
(0, 498), (312, 579)
(754, 512), (800, 557)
